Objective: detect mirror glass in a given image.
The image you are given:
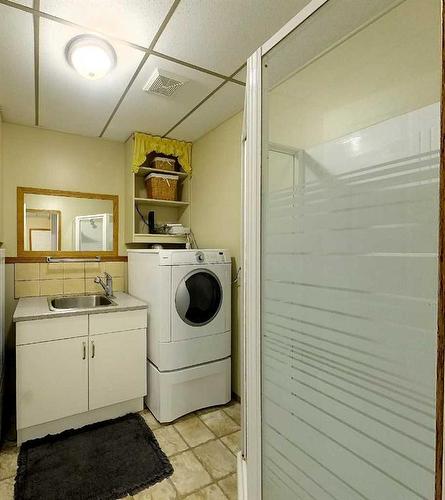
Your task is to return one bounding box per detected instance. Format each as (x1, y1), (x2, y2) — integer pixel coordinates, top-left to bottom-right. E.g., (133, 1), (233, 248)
(18, 188), (117, 255)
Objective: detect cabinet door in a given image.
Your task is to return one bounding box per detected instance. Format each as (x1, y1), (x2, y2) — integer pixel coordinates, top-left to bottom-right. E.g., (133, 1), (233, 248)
(17, 336), (89, 429)
(89, 329), (146, 410)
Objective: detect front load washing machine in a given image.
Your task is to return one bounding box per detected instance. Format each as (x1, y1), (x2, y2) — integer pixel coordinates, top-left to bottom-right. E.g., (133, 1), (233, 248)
(128, 249), (231, 422)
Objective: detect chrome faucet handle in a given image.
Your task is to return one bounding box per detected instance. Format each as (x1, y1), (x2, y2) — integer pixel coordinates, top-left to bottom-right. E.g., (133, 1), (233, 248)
(94, 273), (113, 297)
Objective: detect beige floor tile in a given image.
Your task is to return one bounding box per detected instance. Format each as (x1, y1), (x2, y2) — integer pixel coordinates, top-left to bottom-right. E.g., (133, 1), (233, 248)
(218, 474), (237, 500)
(172, 412), (196, 424)
(153, 426), (188, 456)
(220, 431), (240, 456)
(140, 409), (162, 431)
(222, 402), (240, 426)
(0, 478), (14, 500)
(199, 410), (239, 438)
(174, 416), (215, 447)
(0, 447), (18, 481)
(169, 451), (212, 496)
(193, 440), (237, 480)
(133, 478), (177, 499)
(196, 405), (225, 416)
(184, 483), (227, 500)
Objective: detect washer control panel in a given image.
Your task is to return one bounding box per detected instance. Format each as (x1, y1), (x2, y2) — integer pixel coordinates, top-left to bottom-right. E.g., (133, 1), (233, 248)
(159, 249), (230, 265)
(195, 251), (205, 263)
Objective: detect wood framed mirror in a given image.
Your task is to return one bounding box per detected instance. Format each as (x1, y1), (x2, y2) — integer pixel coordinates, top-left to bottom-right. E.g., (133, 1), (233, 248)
(17, 187), (119, 258)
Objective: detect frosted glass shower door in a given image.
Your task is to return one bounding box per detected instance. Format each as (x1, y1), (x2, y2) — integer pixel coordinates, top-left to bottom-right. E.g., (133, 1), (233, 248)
(259, 1), (441, 499)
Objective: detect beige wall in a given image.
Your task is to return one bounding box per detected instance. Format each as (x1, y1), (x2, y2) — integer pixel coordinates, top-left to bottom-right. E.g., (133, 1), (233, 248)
(0, 112), (3, 246)
(269, 0), (441, 150)
(1, 125), (126, 436)
(2, 123), (126, 256)
(190, 112), (243, 396)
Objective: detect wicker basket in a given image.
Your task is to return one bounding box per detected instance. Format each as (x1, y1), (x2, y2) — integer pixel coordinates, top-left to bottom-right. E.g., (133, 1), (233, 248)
(150, 156), (176, 171)
(145, 173), (178, 201)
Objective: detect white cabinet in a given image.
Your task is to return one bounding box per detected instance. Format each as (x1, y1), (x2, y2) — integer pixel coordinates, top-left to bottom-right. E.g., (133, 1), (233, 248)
(89, 309), (147, 335)
(89, 329), (146, 410)
(17, 336), (89, 428)
(16, 309), (147, 441)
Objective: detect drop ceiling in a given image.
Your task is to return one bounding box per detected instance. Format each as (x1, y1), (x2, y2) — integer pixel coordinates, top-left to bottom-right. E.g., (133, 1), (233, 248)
(0, 0), (310, 142)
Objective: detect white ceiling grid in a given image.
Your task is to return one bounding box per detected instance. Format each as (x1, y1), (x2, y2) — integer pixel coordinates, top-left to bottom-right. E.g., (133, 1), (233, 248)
(0, 0), (312, 141)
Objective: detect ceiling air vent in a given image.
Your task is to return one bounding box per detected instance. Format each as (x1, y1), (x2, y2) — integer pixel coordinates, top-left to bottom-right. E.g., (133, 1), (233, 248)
(143, 68), (187, 97)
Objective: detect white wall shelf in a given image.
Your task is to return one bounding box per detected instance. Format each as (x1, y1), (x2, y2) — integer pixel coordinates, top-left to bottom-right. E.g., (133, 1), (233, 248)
(134, 198), (189, 208)
(133, 233), (187, 244)
(125, 141), (191, 245)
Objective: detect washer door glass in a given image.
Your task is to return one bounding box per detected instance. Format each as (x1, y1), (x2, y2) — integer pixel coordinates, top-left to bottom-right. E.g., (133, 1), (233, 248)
(175, 270), (222, 326)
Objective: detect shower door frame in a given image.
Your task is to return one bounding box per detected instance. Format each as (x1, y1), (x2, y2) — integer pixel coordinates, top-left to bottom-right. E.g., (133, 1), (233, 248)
(240, 0), (445, 498)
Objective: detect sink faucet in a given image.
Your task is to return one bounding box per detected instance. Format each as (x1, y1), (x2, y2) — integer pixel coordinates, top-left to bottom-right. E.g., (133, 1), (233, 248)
(94, 272), (113, 297)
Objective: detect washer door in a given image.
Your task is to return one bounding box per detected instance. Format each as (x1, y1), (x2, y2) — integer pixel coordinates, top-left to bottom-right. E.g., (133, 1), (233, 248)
(175, 269), (223, 327)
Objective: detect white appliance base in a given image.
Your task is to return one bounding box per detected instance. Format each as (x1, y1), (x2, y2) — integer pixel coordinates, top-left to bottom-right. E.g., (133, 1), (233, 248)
(146, 357), (231, 423)
(17, 397), (143, 445)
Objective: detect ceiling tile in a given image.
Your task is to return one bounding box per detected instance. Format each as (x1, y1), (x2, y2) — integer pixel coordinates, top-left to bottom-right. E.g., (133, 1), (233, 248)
(0, 5), (35, 125)
(264, 0), (402, 90)
(39, 19), (144, 137)
(234, 66), (247, 83)
(155, 0), (311, 75)
(40, 0), (175, 48)
(10, 0), (33, 6)
(12, 0), (34, 8)
(103, 54), (223, 141)
(168, 82), (244, 142)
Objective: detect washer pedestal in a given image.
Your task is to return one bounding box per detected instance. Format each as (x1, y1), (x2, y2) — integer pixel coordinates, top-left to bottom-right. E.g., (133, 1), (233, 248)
(146, 357), (231, 423)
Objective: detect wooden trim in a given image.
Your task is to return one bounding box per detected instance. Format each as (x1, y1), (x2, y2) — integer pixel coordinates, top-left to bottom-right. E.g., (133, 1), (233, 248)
(17, 186), (119, 258)
(5, 256), (128, 264)
(436, 4), (445, 498)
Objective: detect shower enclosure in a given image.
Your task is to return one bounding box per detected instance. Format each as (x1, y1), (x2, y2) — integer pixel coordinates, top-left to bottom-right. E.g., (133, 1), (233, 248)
(73, 213), (113, 251)
(241, 0), (443, 499)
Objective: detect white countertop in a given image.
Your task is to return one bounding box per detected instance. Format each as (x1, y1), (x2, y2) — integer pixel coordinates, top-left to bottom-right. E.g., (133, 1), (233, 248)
(13, 292), (147, 322)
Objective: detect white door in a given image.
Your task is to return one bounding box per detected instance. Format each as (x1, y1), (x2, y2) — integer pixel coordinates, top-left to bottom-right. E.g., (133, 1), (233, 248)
(16, 336), (89, 429)
(171, 264), (230, 341)
(89, 329), (146, 410)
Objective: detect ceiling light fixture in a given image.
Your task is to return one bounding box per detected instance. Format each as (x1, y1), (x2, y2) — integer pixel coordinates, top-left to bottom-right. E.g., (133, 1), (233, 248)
(66, 35), (117, 80)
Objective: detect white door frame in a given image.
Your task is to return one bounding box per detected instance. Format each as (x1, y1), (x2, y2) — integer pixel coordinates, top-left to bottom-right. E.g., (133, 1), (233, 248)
(239, 1), (330, 498)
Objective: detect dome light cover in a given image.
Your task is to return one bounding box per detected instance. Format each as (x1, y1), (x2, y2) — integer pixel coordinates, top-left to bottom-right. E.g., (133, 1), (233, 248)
(66, 35), (116, 80)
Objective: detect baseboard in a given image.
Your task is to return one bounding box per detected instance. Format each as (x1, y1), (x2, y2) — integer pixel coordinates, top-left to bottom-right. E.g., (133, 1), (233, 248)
(17, 397), (143, 445)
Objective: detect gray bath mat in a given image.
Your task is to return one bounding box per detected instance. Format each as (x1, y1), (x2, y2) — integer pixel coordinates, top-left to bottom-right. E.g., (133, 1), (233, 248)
(15, 413), (173, 500)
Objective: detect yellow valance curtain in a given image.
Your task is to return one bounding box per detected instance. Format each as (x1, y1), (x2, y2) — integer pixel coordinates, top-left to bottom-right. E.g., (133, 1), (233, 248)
(132, 132), (192, 174)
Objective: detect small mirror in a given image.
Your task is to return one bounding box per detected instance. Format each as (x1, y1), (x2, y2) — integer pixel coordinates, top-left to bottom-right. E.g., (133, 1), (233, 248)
(18, 187), (118, 257)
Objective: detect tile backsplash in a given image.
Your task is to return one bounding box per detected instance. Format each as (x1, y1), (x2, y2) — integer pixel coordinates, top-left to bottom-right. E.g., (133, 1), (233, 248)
(14, 261), (126, 298)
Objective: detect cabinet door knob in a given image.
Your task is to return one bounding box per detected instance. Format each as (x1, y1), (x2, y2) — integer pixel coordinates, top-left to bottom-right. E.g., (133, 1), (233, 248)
(91, 341), (95, 358)
(82, 342), (86, 360)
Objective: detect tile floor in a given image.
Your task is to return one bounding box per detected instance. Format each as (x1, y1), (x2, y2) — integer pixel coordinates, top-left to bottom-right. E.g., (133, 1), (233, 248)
(0, 400), (240, 500)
